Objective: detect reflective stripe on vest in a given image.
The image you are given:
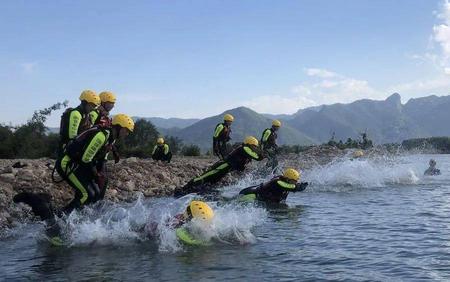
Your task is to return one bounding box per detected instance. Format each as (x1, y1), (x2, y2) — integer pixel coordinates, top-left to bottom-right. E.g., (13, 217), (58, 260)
(243, 146), (259, 159)
(277, 180), (296, 190)
(81, 131), (109, 163)
(68, 110), (82, 140)
(262, 129), (271, 143)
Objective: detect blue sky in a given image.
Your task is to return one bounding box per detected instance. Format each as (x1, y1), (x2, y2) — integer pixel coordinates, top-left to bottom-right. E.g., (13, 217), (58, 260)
(1, 0), (449, 126)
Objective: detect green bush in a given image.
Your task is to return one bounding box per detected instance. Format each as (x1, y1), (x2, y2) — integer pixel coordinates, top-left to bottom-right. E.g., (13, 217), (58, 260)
(181, 144), (201, 156)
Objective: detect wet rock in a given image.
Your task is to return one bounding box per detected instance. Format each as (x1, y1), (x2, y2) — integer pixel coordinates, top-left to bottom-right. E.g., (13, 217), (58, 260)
(0, 173), (15, 183)
(124, 180), (135, 191)
(16, 169), (36, 182)
(1, 166), (13, 174)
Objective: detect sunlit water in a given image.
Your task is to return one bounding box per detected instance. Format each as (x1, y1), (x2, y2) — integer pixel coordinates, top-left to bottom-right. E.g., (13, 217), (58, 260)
(2, 154), (450, 281)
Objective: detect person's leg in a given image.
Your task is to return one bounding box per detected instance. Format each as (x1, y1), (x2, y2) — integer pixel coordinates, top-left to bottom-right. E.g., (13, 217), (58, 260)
(60, 159), (97, 214)
(174, 161), (231, 197)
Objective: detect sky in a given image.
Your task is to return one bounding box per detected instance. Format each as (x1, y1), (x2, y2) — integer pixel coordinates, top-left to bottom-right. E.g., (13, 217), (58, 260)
(0, 0), (449, 126)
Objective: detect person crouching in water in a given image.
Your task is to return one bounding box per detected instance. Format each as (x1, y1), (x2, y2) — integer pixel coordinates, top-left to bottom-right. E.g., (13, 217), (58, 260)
(146, 201), (215, 246)
(174, 136), (264, 197)
(239, 168), (308, 203)
(424, 159), (441, 176)
(14, 114), (135, 217)
(152, 137), (172, 163)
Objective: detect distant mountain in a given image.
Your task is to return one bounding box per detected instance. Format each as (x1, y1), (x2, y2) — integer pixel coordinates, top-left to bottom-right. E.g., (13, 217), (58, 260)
(58, 94), (450, 147)
(171, 107), (315, 151)
(286, 93), (450, 143)
(133, 117), (199, 129)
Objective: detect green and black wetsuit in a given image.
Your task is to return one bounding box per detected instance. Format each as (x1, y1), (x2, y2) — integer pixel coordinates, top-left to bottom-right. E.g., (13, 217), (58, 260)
(261, 127), (279, 170)
(59, 106), (93, 149)
(240, 176), (308, 203)
(213, 122), (231, 159)
(175, 144), (264, 197)
(152, 144), (172, 163)
(56, 126), (114, 213)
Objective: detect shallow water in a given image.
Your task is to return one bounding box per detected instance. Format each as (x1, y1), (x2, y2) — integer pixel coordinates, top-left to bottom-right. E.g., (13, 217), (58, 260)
(2, 154), (450, 281)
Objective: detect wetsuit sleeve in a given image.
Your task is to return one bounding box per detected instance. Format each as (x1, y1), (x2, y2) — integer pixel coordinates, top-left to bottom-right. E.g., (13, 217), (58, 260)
(262, 129), (271, 143)
(89, 110), (99, 125)
(276, 180), (296, 191)
(243, 146), (264, 161)
(68, 110), (82, 139)
(81, 132), (107, 163)
(213, 124), (224, 139)
(164, 144), (170, 155)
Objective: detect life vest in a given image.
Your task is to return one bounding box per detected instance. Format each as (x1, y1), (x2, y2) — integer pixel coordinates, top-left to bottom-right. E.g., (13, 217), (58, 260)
(64, 126), (111, 163)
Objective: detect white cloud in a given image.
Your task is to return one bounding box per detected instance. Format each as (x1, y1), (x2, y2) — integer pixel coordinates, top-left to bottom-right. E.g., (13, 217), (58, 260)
(386, 1), (450, 98)
(431, 0), (450, 72)
(240, 69), (383, 114)
(20, 62), (37, 73)
(305, 68), (340, 78)
(242, 94), (316, 114)
(387, 75), (450, 95)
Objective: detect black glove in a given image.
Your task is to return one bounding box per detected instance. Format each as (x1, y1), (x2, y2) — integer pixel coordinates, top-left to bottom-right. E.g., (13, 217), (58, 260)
(295, 182), (308, 192)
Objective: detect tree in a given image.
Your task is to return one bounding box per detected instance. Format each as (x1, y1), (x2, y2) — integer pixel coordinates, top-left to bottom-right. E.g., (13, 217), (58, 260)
(118, 119), (159, 157)
(181, 144), (201, 156)
(13, 101), (68, 158)
(0, 125), (14, 158)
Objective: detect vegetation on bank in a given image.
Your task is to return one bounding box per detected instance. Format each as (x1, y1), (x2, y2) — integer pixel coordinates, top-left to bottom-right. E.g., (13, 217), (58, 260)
(1, 104), (449, 159)
(0, 103), (202, 159)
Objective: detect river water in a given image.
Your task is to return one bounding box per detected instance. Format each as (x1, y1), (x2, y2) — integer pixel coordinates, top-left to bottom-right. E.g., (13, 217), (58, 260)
(1, 154), (450, 281)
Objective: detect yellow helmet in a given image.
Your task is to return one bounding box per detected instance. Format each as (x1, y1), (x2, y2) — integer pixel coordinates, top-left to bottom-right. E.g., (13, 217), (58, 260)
(99, 91), (116, 103)
(283, 168), (300, 182)
(157, 137), (164, 144)
(272, 119), (282, 127)
(352, 150), (364, 158)
(112, 114), (135, 132)
(244, 136), (259, 146)
(188, 201), (214, 222)
(223, 114), (234, 122)
(79, 90), (100, 106)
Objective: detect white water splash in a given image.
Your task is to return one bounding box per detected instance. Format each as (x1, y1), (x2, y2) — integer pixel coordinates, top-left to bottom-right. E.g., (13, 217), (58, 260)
(305, 155), (421, 188)
(50, 194), (266, 252)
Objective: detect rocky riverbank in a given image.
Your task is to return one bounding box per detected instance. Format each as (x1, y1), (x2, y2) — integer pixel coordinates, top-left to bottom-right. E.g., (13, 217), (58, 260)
(0, 145), (346, 230)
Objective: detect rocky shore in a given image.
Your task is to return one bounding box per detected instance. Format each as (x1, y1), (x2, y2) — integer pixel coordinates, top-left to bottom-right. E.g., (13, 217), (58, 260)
(0, 146), (345, 230)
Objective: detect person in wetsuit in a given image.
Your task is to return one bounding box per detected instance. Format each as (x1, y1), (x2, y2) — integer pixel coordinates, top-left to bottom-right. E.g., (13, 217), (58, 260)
(424, 159), (441, 176)
(146, 201), (215, 246)
(261, 120), (281, 170)
(59, 90), (100, 153)
(14, 114), (135, 216)
(174, 136), (264, 197)
(239, 168), (308, 203)
(152, 137), (172, 163)
(213, 114), (234, 159)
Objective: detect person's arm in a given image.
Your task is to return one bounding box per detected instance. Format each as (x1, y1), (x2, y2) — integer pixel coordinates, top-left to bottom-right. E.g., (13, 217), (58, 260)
(80, 131), (108, 178)
(68, 110), (82, 140)
(164, 144), (170, 155)
(243, 145), (264, 161)
(151, 145), (158, 156)
(294, 182), (308, 192)
(89, 110), (99, 125)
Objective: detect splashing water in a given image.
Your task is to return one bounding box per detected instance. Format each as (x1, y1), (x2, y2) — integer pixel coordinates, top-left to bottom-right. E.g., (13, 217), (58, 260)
(40, 194), (267, 253)
(304, 154), (423, 189)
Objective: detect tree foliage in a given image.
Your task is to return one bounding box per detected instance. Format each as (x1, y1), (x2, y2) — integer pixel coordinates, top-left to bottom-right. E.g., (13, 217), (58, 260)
(1, 101), (68, 159)
(181, 144), (201, 156)
(117, 119), (160, 158)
